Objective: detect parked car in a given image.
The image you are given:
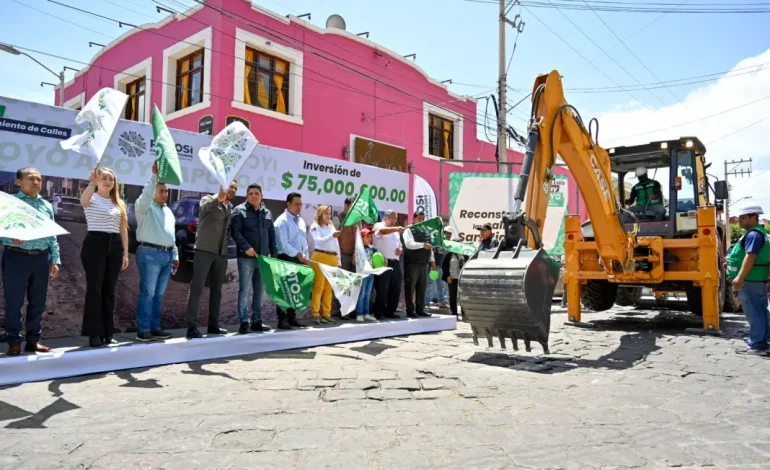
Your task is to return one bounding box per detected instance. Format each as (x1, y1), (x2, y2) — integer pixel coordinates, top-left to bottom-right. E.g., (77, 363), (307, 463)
(127, 197), (237, 283)
(51, 194), (85, 223)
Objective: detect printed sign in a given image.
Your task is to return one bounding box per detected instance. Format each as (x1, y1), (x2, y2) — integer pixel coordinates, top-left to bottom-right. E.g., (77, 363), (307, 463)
(0, 96), (409, 212)
(0, 118), (71, 139)
(448, 172), (569, 255)
(198, 115), (214, 135)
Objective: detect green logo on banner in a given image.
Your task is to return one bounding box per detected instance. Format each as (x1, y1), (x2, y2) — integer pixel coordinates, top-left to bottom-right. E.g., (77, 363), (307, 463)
(0, 105), (5, 118)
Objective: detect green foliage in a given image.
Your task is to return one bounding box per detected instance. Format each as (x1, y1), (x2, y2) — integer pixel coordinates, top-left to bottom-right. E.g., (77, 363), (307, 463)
(730, 224), (743, 244)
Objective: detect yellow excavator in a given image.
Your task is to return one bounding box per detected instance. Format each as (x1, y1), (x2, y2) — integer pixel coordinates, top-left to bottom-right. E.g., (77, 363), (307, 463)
(458, 70), (729, 353)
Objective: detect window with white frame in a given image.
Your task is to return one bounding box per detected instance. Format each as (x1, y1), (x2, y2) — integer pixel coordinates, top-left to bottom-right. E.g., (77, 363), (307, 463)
(422, 102), (463, 165)
(232, 27), (303, 125)
(114, 57), (152, 123)
(161, 27), (212, 121)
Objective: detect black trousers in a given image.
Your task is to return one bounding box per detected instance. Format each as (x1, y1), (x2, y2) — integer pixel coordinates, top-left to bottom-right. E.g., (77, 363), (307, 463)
(81, 232), (123, 337)
(185, 250), (227, 330)
(448, 279), (459, 318)
(2, 249), (49, 345)
(276, 253), (300, 322)
(374, 259), (401, 317)
(404, 263), (428, 315)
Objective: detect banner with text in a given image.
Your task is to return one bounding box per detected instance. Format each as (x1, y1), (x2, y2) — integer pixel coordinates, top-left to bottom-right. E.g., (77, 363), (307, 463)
(448, 172), (568, 256)
(0, 96), (409, 212)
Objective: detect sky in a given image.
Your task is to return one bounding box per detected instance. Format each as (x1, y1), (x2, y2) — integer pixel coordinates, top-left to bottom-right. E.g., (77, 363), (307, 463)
(1, 0), (769, 207)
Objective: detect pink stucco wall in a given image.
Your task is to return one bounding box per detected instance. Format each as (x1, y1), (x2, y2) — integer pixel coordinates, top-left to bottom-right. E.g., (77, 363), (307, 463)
(58, 0), (585, 219)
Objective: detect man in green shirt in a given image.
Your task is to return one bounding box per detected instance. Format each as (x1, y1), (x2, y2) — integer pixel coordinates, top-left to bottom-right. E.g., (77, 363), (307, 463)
(1, 168), (61, 356)
(624, 166), (665, 221)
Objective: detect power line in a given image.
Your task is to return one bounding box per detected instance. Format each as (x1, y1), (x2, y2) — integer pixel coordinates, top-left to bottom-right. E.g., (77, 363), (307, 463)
(461, 0), (770, 13)
(603, 93), (770, 143)
(577, 0), (719, 137)
(707, 114), (770, 145)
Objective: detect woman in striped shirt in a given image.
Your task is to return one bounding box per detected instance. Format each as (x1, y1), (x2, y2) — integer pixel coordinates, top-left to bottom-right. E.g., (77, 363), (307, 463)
(79, 167), (129, 348)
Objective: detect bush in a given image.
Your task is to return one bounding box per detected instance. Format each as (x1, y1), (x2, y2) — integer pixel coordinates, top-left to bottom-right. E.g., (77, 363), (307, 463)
(730, 224), (743, 244)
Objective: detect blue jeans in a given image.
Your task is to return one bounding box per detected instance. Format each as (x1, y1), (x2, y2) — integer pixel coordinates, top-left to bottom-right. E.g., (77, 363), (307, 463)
(738, 281), (770, 350)
(424, 266), (448, 304)
(356, 275), (374, 315)
(238, 257), (264, 324)
(135, 246), (174, 334)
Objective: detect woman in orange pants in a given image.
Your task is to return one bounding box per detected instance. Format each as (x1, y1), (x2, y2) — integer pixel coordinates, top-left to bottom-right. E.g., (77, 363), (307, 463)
(309, 205), (341, 324)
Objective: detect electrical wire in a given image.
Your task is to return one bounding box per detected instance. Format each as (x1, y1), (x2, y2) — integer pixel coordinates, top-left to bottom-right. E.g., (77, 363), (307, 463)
(706, 114), (770, 145)
(461, 0), (770, 13)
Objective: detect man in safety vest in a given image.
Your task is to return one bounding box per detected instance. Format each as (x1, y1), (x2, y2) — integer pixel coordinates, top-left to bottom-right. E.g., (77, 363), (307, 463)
(727, 204), (770, 355)
(624, 166), (665, 221)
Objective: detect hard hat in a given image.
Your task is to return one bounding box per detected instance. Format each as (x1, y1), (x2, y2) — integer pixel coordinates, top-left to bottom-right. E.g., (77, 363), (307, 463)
(634, 166), (647, 177)
(737, 204), (764, 217)
(444, 226), (454, 234)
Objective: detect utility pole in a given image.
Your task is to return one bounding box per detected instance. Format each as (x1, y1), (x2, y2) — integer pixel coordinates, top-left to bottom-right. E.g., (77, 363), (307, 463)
(724, 158), (752, 250)
(497, 1), (524, 172)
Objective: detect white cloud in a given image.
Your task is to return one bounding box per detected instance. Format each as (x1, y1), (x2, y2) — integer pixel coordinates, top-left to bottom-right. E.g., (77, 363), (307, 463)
(593, 48), (770, 184)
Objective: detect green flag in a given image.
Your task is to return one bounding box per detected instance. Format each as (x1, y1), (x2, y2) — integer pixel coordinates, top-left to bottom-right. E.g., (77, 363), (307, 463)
(257, 256), (315, 311)
(410, 216), (444, 247)
(342, 187), (379, 227)
(443, 239), (478, 257)
(151, 104), (183, 186)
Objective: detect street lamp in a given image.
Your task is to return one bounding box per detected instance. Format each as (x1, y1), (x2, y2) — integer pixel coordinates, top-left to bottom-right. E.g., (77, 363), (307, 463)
(730, 196), (752, 208)
(0, 43), (65, 105)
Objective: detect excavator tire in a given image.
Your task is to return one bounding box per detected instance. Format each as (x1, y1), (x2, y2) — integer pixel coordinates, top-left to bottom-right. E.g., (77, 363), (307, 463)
(615, 287), (642, 307)
(685, 242), (726, 316)
(581, 280), (618, 312)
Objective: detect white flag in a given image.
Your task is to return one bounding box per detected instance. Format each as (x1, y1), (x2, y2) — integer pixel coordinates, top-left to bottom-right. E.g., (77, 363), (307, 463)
(318, 264), (366, 315)
(413, 174), (437, 219)
(355, 226), (391, 275)
(0, 191), (69, 241)
(198, 122), (258, 188)
(59, 88), (128, 165)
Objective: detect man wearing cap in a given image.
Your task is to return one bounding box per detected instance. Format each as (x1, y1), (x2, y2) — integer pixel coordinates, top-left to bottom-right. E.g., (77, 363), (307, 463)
(372, 210), (404, 319)
(624, 166), (665, 221)
(402, 211), (435, 318)
(424, 225), (452, 309)
(727, 204), (770, 354)
(479, 223), (500, 251)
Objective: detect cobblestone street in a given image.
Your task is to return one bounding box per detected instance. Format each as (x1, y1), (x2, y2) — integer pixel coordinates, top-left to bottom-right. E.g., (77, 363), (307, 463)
(1, 304), (769, 469)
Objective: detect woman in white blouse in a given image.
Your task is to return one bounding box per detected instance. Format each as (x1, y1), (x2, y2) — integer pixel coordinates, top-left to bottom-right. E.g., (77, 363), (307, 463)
(309, 205), (341, 325)
(79, 167), (129, 348)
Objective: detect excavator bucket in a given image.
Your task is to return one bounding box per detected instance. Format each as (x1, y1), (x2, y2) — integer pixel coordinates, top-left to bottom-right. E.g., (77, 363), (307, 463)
(458, 246), (559, 354)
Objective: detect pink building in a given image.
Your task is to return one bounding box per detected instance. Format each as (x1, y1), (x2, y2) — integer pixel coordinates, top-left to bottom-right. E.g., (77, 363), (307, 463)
(58, 0), (585, 217)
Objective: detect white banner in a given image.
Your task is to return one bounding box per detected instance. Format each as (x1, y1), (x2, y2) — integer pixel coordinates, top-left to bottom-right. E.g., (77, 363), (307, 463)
(318, 264), (366, 315)
(0, 96), (409, 211)
(355, 227), (391, 275)
(413, 173), (437, 219)
(448, 173), (569, 255)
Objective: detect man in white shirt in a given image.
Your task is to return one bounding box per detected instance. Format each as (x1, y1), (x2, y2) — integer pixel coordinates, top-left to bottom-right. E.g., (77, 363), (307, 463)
(402, 211), (435, 318)
(273, 192), (310, 330)
(372, 210), (404, 319)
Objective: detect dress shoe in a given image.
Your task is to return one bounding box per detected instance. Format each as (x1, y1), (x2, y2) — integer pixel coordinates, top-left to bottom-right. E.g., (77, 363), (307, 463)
(417, 311), (432, 318)
(251, 323), (271, 332)
(89, 337), (103, 348)
(320, 317), (335, 324)
(6, 344), (21, 356)
(101, 336), (117, 345)
(277, 321), (293, 330)
(383, 313), (399, 319)
(288, 318), (304, 328)
(238, 322), (250, 335)
(207, 326), (228, 335)
(406, 312), (418, 318)
(24, 342), (51, 353)
(186, 328), (203, 339)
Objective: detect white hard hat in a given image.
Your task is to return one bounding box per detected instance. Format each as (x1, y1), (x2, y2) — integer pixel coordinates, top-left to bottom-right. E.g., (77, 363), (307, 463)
(635, 166), (647, 177)
(444, 226), (454, 234)
(738, 204), (764, 217)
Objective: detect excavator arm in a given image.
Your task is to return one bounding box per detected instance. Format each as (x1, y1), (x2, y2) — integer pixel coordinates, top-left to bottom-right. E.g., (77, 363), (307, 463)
(458, 70), (637, 353)
(519, 70), (634, 276)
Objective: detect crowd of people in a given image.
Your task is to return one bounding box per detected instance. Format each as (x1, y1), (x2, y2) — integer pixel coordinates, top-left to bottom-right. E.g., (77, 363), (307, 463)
(1, 166), (499, 356)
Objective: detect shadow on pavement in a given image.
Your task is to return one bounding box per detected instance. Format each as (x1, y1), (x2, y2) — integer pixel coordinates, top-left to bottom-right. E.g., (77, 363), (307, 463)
(4, 397), (80, 429)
